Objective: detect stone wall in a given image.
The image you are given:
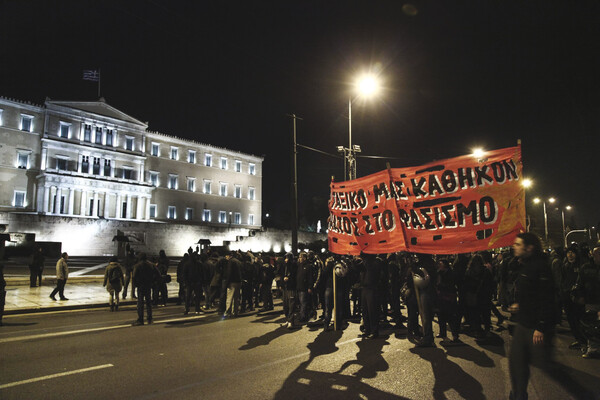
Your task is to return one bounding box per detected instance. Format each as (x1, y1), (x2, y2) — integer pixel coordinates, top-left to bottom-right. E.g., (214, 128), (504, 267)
(0, 212), (326, 257)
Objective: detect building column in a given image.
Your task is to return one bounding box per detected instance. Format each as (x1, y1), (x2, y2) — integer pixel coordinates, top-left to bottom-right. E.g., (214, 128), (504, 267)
(116, 194), (122, 218)
(136, 196), (144, 220)
(126, 195), (132, 219)
(104, 192), (111, 218)
(80, 190), (87, 216)
(43, 186), (50, 213)
(145, 197), (151, 220)
(68, 188), (75, 215)
(54, 187), (62, 214)
(92, 191), (99, 217)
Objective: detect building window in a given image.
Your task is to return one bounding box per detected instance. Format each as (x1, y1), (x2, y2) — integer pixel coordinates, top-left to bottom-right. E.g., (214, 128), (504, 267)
(104, 159), (111, 176)
(203, 180), (211, 194)
(81, 155), (89, 173)
(57, 157), (69, 172)
(95, 127), (103, 144)
(59, 122), (70, 138)
(168, 174), (178, 190)
(150, 171), (159, 187)
(205, 154), (212, 167)
(219, 211), (227, 223)
(125, 137), (134, 151)
(17, 152), (29, 169)
(188, 150), (196, 163)
(20, 115), (33, 132)
(106, 129), (114, 146)
(248, 187), (255, 200)
(168, 206), (176, 219)
(14, 191), (26, 208)
(122, 167), (133, 180)
(234, 212), (241, 225)
(170, 147), (178, 160)
(249, 163), (256, 175)
(248, 214), (254, 225)
(221, 157), (228, 170)
(220, 182), (227, 196)
(151, 143), (159, 157)
(92, 157), (101, 175)
(187, 178), (195, 192)
(149, 204), (157, 219)
(235, 160), (242, 172)
(234, 185), (242, 198)
(83, 124), (92, 142)
(203, 209), (211, 222)
(186, 208), (193, 221)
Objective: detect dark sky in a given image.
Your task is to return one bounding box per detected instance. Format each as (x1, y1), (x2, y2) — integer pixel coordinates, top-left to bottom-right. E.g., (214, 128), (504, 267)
(1, 1), (599, 231)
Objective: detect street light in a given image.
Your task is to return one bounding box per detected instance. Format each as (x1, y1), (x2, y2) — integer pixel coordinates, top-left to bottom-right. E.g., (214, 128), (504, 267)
(522, 178), (533, 189)
(533, 197), (555, 242)
(341, 73), (381, 181)
(562, 205), (572, 247)
(472, 148), (485, 159)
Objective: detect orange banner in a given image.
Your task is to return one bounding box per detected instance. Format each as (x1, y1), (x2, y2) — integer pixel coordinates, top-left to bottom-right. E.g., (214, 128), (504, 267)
(328, 145), (526, 255)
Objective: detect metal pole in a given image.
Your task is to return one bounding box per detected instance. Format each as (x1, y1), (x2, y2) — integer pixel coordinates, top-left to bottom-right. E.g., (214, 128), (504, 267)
(333, 259), (337, 331)
(348, 97), (354, 180)
(543, 201), (549, 241)
(562, 209), (567, 248)
(288, 114), (301, 254)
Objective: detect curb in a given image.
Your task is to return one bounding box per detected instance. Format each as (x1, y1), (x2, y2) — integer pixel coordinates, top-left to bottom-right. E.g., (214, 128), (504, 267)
(6, 276), (106, 286)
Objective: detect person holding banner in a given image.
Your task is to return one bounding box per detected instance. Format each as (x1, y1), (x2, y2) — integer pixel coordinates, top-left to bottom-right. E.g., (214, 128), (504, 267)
(356, 254), (382, 339)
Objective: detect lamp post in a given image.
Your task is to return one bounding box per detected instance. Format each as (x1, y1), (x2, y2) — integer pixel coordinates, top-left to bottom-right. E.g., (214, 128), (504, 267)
(338, 74), (380, 181)
(521, 178), (533, 231)
(561, 205), (572, 248)
(533, 197), (555, 242)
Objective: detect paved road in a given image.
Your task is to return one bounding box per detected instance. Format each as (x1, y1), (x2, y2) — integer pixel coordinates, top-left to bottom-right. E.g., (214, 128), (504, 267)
(1, 306), (599, 400)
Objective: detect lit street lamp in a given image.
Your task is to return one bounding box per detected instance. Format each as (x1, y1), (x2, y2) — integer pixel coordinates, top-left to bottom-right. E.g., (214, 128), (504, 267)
(561, 205), (572, 247)
(533, 197), (555, 241)
(338, 73), (381, 180)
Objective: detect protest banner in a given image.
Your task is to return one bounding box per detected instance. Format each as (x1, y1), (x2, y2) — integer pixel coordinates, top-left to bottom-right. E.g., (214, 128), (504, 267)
(328, 145), (525, 255)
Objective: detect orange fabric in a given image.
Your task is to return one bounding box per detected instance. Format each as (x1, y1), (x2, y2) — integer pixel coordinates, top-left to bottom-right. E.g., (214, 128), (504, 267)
(328, 145), (525, 255)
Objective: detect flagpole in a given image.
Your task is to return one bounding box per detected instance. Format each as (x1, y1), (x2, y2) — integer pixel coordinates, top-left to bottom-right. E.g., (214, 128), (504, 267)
(98, 68), (101, 98)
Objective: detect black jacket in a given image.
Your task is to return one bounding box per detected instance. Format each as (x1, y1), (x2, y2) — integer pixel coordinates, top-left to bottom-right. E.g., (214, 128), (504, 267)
(279, 260), (297, 290)
(224, 257), (242, 285)
(133, 260), (161, 288)
(184, 255), (203, 284)
(358, 256), (382, 289)
(515, 253), (557, 332)
(296, 260), (313, 292)
(576, 261), (600, 304)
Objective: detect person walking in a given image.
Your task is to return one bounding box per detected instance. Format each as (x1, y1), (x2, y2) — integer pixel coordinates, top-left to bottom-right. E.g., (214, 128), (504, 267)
(123, 248), (136, 299)
(177, 253), (189, 306)
(561, 245), (586, 350)
(132, 253), (160, 325)
(508, 232), (557, 400)
(155, 250), (170, 307)
(30, 246), (45, 287)
(357, 253), (382, 339)
(103, 257), (124, 311)
(184, 251), (204, 315)
(435, 258), (461, 343)
(50, 252), (69, 301)
(575, 246), (600, 358)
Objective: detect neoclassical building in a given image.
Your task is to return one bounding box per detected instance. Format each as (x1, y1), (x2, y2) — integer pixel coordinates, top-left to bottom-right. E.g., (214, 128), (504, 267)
(0, 96), (263, 232)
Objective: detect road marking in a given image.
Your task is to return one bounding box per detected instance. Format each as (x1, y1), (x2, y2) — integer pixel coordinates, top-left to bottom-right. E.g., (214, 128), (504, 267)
(70, 262), (108, 277)
(0, 324), (129, 344)
(0, 364), (114, 389)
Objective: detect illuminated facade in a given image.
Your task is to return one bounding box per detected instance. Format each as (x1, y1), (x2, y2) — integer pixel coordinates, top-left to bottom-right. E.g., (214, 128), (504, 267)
(0, 96), (263, 234)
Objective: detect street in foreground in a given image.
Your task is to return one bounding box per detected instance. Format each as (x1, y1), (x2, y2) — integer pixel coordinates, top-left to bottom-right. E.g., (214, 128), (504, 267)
(1, 306), (599, 400)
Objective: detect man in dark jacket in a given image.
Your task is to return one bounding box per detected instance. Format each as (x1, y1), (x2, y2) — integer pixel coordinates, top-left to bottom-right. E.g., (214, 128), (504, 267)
(177, 253), (188, 306)
(240, 253), (256, 313)
(30, 246), (45, 287)
(357, 254), (382, 339)
(132, 253), (160, 325)
(561, 245), (586, 349)
(315, 256), (335, 330)
(295, 252), (313, 324)
(259, 257), (275, 311)
(224, 252), (242, 317)
(184, 251), (204, 315)
(279, 252), (297, 319)
(576, 246), (600, 358)
(508, 233), (557, 400)
(123, 248), (137, 299)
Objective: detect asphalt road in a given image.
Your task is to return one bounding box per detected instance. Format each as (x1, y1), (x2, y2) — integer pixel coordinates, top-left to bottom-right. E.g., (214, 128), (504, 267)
(1, 305), (599, 400)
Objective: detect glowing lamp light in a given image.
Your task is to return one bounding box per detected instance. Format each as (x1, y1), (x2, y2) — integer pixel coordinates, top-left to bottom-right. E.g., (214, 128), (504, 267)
(471, 148), (485, 159)
(356, 74), (380, 97)
(321, 248), (326, 253)
(548, 197), (556, 204)
(273, 244), (281, 253)
(284, 243), (292, 253)
(533, 198), (541, 204)
(565, 205), (572, 210)
(521, 178), (532, 188)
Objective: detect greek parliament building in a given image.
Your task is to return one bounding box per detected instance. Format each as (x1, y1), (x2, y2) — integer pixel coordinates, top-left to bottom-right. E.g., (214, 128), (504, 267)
(0, 95), (278, 256)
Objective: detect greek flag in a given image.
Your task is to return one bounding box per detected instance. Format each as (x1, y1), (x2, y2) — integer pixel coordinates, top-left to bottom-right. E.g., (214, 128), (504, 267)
(83, 70), (100, 82)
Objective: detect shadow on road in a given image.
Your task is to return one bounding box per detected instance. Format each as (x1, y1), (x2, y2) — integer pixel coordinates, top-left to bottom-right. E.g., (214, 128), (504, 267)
(442, 342), (495, 368)
(239, 326), (298, 350)
(409, 345), (487, 400)
(273, 330), (405, 400)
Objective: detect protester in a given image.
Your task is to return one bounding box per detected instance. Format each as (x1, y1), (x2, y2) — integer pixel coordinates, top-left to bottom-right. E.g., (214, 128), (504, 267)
(356, 253), (382, 339)
(315, 256), (335, 330)
(123, 248), (136, 299)
(177, 253), (189, 306)
(50, 252), (69, 301)
(240, 253), (256, 313)
(258, 256), (275, 312)
(508, 232), (557, 400)
(103, 256), (124, 311)
(184, 250), (204, 315)
(132, 253), (160, 326)
(279, 252), (297, 325)
(574, 246), (600, 358)
(30, 246), (45, 287)
(295, 251), (314, 323)
(561, 245), (586, 349)
(155, 250), (170, 306)
(464, 253), (494, 340)
(224, 252), (242, 317)
(435, 258), (460, 343)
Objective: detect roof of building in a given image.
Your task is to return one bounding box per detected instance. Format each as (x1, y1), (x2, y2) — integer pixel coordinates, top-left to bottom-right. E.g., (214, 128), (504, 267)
(46, 98), (147, 127)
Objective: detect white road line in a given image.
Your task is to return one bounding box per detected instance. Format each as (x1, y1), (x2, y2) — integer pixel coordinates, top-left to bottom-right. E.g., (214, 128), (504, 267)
(0, 324), (129, 344)
(69, 262), (108, 277)
(0, 364), (114, 389)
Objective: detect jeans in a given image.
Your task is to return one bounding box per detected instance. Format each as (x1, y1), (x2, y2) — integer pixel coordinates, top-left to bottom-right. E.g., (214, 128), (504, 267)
(226, 282), (241, 316)
(137, 287), (153, 323)
(29, 266), (39, 287)
(241, 281), (254, 311)
(437, 300), (459, 338)
(361, 287), (380, 335)
(509, 324), (554, 400)
(323, 287), (334, 326)
(185, 283), (203, 312)
(282, 289), (297, 318)
(123, 270), (133, 298)
(50, 279), (67, 299)
(298, 290), (311, 322)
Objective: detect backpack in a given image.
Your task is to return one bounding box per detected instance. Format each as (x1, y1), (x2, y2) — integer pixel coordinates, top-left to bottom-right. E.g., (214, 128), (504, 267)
(109, 266), (122, 284)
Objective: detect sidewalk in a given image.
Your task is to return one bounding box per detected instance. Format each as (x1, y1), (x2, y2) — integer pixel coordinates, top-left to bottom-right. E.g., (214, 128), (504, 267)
(4, 279), (180, 315)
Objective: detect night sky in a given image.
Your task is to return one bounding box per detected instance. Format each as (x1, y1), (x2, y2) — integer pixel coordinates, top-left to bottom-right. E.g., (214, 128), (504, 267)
(1, 1), (599, 233)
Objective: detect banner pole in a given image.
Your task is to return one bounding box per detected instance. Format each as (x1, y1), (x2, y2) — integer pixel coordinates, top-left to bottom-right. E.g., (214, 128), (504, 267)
(333, 257), (337, 331)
